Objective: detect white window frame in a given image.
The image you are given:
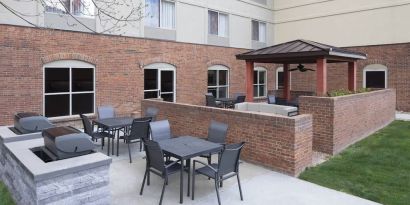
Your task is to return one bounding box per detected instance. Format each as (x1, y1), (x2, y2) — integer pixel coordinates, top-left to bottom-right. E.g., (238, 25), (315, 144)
(276, 67), (291, 90)
(253, 67), (267, 98)
(363, 64), (388, 88)
(252, 20), (266, 42)
(43, 60), (96, 119)
(45, 0), (95, 18)
(208, 10), (229, 37)
(145, 0), (176, 30)
(143, 63), (177, 102)
(207, 65), (230, 98)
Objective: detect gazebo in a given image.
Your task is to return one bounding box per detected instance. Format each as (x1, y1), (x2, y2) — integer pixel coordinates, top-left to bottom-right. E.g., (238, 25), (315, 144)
(236, 39), (367, 102)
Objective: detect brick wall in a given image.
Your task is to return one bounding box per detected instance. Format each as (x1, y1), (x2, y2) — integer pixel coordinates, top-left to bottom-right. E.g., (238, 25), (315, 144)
(0, 25), (277, 125)
(285, 44), (410, 112)
(0, 24), (408, 126)
(141, 99), (313, 176)
(299, 89), (396, 154)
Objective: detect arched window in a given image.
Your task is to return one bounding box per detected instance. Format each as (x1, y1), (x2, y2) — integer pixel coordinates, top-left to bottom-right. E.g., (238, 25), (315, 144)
(144, 63), (176, 102)
(276, 67), (291, 90)
(363, 64), (388, 88)
(207, 65), (229, 98)
(43, 60), (95, 118)
(254, 67), (267, 98)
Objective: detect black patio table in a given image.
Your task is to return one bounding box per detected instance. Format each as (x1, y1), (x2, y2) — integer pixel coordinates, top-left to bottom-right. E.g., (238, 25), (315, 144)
(216, 97), (236, 108)
(93, 117), (133, 156)
(158, 136), (223, 204)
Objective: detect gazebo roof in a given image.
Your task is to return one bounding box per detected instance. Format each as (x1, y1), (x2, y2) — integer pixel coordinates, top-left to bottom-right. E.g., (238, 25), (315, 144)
(236, 39), (367, 64)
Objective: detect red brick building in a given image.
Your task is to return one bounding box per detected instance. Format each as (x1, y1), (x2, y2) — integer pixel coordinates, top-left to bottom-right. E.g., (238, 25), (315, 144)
(0, 24), (409, 125)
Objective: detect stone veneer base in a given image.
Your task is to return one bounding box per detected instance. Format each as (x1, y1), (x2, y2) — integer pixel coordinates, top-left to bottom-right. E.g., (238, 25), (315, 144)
(0, 128), (112, 205)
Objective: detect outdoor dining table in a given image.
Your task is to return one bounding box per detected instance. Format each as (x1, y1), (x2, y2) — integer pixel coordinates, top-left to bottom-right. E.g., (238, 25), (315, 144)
(216, 97), (236, 108)
(93, 116), (133, 156)
(158, 136), (223, 204)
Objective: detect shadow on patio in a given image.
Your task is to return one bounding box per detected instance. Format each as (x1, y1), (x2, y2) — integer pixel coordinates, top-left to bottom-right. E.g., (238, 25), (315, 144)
(104, 142), (380, 205)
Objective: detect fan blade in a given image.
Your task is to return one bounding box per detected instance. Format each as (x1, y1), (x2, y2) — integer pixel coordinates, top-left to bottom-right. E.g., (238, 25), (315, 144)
(288, 68), (299, 71)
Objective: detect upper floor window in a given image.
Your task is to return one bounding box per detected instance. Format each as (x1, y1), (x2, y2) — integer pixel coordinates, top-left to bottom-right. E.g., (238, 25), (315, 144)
(145, 0), (176, 29)
(208, 65), (229, 98)
(208, 10), (228, 37)
(363, 64), (388, 89)
(254, 67), (267, 98)
(45, 0), (95, 17)
(43, 60), (95, 118)
(252, 20), (266, 42)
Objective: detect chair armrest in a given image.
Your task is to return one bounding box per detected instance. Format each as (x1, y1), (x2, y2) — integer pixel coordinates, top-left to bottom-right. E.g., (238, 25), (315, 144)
(193, 160), (217, 172)
(165, 159), (182, 168)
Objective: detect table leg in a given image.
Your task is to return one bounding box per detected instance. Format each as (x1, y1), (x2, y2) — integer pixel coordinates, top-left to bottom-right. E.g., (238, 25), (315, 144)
(107, 137), (110, 156)
(187, 159), (191, 197)
(117, 129), (120, 156)
(112, 130), (115, 155)
(180, 158), (184, 204)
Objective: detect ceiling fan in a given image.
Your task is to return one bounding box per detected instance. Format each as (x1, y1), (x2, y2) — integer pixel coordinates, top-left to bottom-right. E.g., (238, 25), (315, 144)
(289, 64), (315, 72)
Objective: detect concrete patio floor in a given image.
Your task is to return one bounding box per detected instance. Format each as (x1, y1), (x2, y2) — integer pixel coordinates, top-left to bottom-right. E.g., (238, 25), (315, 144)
(101, 141), (380, 205)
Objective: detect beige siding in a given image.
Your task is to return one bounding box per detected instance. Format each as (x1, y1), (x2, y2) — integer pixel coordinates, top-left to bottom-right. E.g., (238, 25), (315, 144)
(273, 0), (410, 46)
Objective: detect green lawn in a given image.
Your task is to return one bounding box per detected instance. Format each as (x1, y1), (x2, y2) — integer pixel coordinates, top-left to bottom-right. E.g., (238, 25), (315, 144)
(0, 181), (15, 205)
(299, 120), (410, 205)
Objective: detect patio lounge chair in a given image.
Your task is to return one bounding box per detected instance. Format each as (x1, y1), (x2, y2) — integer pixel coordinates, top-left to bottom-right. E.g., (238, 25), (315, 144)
(206, 94), (223, 108)
(192, 142), (246, 205)
(80, 114), (115, 155)
(122, 117), (151, 163)
(139, 140), (181, 205)
(201, 120), (228, 164)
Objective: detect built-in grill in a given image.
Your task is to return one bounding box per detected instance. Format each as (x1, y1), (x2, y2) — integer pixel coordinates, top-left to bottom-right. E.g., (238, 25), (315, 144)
(14, 112), (54, 134)
(42, 126), (95, 160)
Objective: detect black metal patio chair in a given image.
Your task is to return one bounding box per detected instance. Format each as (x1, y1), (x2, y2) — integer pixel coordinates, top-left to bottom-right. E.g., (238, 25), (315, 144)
(200, 120), (228, 164)
(192, 142), (246, 205)
(139, 140), (181, 205)
(80, 114), (115, 155)
(122, 117), (151, 163)
(206, 94), (223, 108)
(149, 120), (172, 142)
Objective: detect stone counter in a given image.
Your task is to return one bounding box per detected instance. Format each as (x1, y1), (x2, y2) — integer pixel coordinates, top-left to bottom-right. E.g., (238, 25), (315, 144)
(0, 128), (112, 205)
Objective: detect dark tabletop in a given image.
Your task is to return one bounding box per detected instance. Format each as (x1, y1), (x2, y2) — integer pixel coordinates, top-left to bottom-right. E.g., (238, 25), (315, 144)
(216, 98), (235, 102)
(93, 117), (134, 129)
(158, 136), (223, 160)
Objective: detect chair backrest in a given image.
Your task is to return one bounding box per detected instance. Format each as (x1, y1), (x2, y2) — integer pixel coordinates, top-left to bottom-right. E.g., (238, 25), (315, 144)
(207, 120), (228, 144)
(145, 107), (159, 122)
(80, 114), (93, 136)
(128, 117), (151, 141)
(97, 106), (115, 119)
(206, 94), (217, 107)
(218, 142), (245, 176)
(150, 120), (172, 142)
(267, 95), (276, 104)
(236, 95), (246, 104)
(144, 140), (166, 173)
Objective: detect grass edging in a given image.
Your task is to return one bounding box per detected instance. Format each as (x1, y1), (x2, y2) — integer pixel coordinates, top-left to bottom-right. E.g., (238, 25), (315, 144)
(299, 120), (410, 205)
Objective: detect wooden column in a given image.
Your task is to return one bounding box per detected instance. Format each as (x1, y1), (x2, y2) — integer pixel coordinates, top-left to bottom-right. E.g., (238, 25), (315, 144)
(283, 64), (291, 102)
(245, 61), (254, 102)
(348, 61), (357, 92)
(316, 58), (327, 96)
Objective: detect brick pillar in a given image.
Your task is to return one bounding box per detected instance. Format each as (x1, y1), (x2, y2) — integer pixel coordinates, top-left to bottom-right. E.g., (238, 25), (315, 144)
(283, 64), (291, 102)
(348, 61), (357, 92)
(316, 58), (327, 96)
(245, 61), (254, 102)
